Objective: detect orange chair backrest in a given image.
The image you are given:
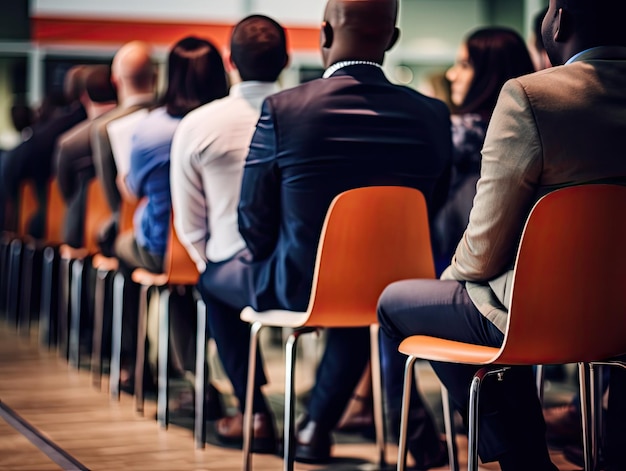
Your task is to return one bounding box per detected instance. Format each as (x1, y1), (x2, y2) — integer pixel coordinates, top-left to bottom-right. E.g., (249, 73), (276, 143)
(306, 186), (435, 327)
(83, 179), (112, 253)
(17, 180), (39, 237)
(163, 217), (199, 286)
(499, 184), (626, 365)
(44, 179), (67, 244)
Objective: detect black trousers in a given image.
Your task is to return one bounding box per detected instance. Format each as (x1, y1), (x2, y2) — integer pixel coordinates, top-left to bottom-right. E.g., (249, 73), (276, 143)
(197, 248), (370, 428)
(378, 279), (557, 471)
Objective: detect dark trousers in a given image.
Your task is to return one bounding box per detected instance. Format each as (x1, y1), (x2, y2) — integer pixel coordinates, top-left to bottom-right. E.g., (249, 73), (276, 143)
(198, 248), (370, 427)
(378, 279), (556, 471)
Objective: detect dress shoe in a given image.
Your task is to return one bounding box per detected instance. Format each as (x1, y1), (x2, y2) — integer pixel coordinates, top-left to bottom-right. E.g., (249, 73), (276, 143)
(216, 411), (277, 454)
(544, 404), (582, 447)
(294, 416), (332, 463)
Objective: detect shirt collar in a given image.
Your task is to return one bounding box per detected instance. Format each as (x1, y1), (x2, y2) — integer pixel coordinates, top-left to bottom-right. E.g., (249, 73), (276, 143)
(120, 93), (155, 109)
(230, 81), (281, 98)
(322, 60), (382, 79)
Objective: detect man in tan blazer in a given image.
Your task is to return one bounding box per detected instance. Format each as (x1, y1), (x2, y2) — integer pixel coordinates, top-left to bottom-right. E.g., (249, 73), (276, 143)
(378, 0), (626, 470)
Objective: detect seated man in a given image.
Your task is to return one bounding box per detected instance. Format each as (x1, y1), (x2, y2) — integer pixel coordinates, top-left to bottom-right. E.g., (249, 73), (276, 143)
(377, 1), (626, 470)
(196, 0), (452, 464)
(170, 14), (289, 451)
(54, 64), (117, 248)
(90, 40), (156, 255)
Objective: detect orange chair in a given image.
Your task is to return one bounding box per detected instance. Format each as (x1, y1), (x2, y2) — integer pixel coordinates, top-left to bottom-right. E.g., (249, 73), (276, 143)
(239, 186), (436, 471)
(110, 217), (199, 429)
(396, 184), (626, 471)
(58, 178), (112, 366)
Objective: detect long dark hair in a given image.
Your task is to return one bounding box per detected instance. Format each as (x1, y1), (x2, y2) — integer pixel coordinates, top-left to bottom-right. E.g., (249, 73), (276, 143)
(457, 27), (534, 120)
(161, 36), (229, 117)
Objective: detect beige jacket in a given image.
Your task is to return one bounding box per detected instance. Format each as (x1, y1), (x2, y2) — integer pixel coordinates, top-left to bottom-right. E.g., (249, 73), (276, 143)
(441, 47), (626, 332)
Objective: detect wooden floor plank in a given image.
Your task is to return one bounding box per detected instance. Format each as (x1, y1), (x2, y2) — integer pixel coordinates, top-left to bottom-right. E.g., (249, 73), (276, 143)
(0, 320), (580, 470)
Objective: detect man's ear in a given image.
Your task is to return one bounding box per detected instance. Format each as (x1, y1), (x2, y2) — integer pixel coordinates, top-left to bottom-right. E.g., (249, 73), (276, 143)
(321, 21), (333, 48)
(386, 27), (400, 51)
(554, 7), (568, 43)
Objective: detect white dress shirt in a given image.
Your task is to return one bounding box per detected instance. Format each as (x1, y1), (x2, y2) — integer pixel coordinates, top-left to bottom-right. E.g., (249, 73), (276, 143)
(170, 81), (281, 272)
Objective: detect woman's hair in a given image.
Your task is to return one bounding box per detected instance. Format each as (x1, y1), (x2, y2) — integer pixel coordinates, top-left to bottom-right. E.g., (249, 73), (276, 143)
(456, 27), (535, 119)
(161, 36), (229, 117)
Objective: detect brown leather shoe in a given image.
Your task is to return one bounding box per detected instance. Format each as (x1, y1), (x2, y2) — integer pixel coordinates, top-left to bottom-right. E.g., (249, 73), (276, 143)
(216, 411), (277, 454)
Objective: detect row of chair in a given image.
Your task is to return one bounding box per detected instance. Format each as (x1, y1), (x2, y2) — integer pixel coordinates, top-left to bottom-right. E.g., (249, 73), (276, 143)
(3, 182), (624, 471)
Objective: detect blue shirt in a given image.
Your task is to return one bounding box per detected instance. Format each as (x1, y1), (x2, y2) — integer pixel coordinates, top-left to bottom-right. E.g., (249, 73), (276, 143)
(126, 106), (181, 255)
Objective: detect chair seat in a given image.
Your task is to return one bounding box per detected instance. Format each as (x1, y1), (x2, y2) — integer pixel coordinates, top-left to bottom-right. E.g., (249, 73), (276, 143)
(131, 268), (168, 286)
(399, 335), (500, 365)
(240, 306), (309, 328)
(92, 253), (119, 271)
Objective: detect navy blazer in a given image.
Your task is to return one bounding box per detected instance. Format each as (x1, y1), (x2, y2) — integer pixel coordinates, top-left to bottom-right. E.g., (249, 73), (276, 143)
(238, 64), (452, 311)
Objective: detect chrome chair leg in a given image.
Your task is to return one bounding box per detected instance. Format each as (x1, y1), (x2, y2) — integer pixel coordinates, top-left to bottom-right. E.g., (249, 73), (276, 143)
(397, 355), (418, 471)
(39, 246), (56, 349)
(68, 258), (84, 368)
(91, 268), (109, 388)
(441, 386), (459, 471)
(157, 289), (171, 428)
(243, 321), (263, 471)
(134, 284), (150, 414)
(579, 362), (593, 471)
(284, 329), (308, 471)
(369, 324), (387, 468)
(194, 298), (208, 449)
(109, 272), (125, 400)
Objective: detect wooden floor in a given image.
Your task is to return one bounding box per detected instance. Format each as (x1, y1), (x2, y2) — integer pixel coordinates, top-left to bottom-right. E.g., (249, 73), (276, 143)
(0, 320), (581, 471)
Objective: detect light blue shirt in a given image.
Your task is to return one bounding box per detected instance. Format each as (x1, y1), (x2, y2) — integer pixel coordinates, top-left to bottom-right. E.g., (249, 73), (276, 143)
(126, 106), (181, 255)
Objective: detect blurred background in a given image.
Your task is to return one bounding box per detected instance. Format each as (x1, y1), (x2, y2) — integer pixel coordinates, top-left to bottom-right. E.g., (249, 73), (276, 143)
(0, 0), (548, 152)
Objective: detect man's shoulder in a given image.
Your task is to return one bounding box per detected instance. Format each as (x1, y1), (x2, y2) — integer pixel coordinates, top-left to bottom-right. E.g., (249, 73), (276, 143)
(58, 119), (92, 149)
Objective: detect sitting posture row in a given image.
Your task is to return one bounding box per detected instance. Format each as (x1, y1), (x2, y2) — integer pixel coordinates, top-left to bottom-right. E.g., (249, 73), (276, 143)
(2, 0), (626, 470)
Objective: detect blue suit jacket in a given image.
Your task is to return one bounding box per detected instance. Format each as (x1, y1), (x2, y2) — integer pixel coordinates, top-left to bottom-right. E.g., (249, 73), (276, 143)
(238, 64), (452, 311)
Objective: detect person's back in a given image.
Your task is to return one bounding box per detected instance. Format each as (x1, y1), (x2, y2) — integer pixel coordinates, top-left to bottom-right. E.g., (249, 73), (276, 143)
(241, 69), (451, 310)
(171, 15), (287, 272)
(240, 0), (451, 312)
(91, 40), (156, 254)
(231, 0), (452, 464)
(378, 1), (626, 470)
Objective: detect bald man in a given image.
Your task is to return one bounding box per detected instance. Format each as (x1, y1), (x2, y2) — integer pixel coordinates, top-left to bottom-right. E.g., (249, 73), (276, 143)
(91, 40), (156, 255)
(196, 0), (452, 464)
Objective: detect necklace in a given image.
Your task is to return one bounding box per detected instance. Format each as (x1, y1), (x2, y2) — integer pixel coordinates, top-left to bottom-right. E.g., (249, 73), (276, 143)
(322, 60), (382, 78)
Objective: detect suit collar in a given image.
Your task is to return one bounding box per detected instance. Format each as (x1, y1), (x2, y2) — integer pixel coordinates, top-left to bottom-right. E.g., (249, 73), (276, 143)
(567, 46), (626, 64)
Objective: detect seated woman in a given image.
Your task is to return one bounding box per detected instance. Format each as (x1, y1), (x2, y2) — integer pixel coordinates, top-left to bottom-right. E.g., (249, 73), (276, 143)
(431, 27), (535, 274)
(114, 36), (228, 401)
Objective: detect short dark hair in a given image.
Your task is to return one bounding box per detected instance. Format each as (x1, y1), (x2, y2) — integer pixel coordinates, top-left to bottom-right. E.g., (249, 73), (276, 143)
(230, 15), (288, 82)
(162, 36), (229, 117)
(85, 65), (117, 103)
(458, 27), (535, 118)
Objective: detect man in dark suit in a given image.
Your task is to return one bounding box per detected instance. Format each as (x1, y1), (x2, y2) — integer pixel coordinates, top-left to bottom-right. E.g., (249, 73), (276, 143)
(197, 0), (452, 464)
(54, 64), (117, 247)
